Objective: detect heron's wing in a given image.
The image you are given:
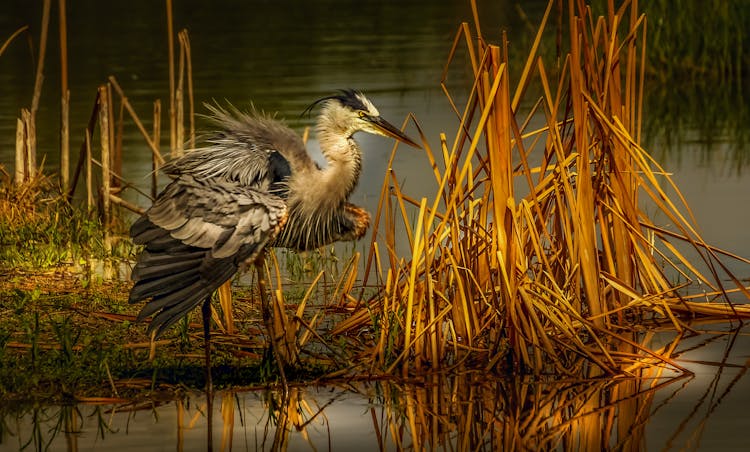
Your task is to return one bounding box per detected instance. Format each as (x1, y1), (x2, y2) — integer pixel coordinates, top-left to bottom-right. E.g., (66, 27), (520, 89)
(160, 104), (312, 188)
(129, 175), (287, 337)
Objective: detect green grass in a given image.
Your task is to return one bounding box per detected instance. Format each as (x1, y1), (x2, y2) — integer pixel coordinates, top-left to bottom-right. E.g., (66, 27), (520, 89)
(0, 287), (136, 401)
(0, 170), (133, 270)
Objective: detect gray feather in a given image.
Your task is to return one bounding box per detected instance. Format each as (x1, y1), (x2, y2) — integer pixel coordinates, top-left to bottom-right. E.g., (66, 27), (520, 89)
(129, 176), (287, 336)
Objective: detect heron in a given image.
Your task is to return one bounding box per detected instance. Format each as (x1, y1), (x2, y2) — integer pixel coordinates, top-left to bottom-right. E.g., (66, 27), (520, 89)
(128, 89), (419, 390)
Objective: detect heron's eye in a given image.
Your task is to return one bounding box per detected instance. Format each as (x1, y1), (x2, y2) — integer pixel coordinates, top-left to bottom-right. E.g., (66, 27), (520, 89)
(358, 111), (367, 119)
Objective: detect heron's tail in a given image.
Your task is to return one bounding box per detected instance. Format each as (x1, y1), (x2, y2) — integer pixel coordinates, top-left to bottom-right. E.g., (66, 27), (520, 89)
(129, 217), (237, 338)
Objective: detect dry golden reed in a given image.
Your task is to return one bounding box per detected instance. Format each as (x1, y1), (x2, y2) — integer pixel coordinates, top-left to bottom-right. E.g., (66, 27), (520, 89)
(333, 0), (750, 377)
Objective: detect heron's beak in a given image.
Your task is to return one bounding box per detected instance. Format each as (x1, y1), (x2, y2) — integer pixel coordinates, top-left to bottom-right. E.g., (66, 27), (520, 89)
(367, 115), (421, 149)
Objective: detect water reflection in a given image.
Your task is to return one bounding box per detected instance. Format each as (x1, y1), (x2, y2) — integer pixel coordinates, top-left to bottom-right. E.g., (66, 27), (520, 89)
(3, 325), (750, 451)
(643, 80), (750, 172)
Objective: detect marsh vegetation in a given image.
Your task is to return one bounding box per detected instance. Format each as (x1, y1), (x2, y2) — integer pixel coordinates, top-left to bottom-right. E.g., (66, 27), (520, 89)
(1, 0), (750, 449)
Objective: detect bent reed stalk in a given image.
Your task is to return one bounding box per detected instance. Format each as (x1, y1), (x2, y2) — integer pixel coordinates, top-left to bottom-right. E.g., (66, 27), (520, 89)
(334, 0), (750, 377)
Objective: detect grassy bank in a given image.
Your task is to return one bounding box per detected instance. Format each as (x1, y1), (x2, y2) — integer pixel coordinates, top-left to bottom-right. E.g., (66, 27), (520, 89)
(0, 269), (343, 402)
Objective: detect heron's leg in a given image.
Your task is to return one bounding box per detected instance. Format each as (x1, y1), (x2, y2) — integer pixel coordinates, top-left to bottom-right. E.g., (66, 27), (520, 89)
(201, 296), (214, 450)
(202, 297), (213, 391)
(254, 256), (288, 391)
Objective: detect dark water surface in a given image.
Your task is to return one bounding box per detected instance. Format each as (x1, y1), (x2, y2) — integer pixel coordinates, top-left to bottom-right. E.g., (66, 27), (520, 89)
(0, 0), (545, 210)
(3, 323), (750, 451)
(2, 0), (750, 450)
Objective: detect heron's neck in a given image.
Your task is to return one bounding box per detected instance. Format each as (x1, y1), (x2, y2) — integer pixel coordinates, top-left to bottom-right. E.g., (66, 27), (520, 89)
(315, 116), (362, 203)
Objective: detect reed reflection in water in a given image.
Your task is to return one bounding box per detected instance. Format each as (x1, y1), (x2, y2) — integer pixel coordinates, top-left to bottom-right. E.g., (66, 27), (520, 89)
(3, 324), (749, 451)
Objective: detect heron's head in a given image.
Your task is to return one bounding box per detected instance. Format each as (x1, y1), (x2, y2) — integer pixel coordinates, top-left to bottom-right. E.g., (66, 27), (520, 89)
(305, 89), (420, 148)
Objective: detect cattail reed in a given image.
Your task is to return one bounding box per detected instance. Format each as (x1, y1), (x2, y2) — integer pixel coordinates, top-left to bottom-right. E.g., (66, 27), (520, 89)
(334, 0), (750, 378)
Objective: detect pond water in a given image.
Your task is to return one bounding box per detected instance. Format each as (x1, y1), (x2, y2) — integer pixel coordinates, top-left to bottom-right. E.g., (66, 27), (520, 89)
(1, 0), (750, 450)
(3, 323), (750, 451)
